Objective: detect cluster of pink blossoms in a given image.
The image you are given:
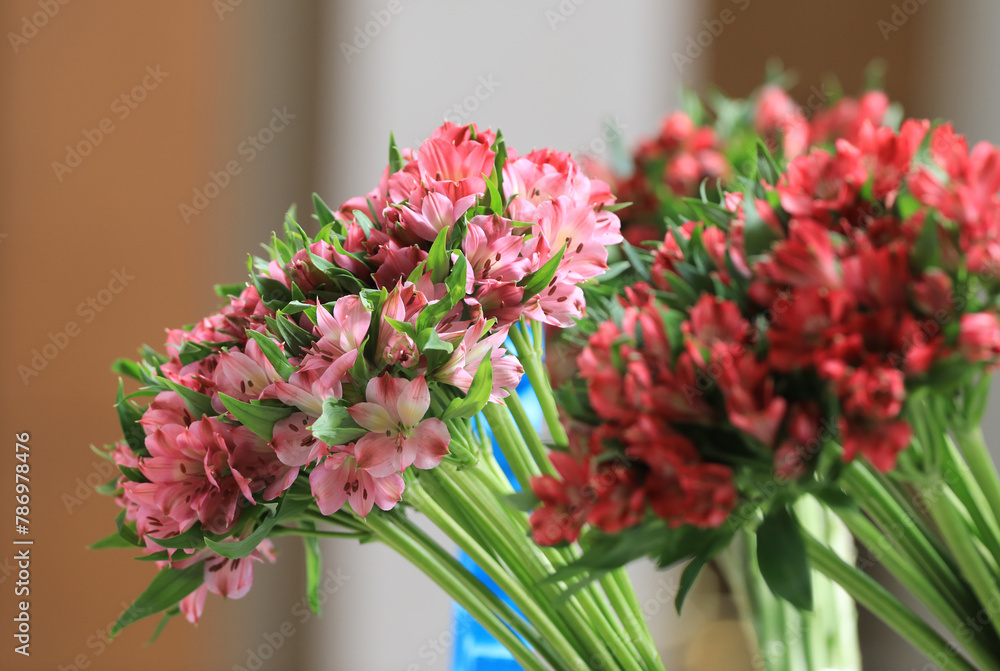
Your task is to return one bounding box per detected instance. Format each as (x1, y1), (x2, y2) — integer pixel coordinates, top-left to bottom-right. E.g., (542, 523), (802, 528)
(107, 121), (621, 623)
(531, 117), (1000, 546)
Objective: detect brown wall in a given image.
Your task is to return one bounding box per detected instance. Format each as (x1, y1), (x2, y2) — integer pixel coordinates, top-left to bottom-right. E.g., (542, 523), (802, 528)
(703, 0), (928, 113)
(0, 2), (319, 669)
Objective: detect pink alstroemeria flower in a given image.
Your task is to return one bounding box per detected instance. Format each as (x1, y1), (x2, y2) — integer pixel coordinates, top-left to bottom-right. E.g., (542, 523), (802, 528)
(268, 351), (356, 417)
(212, 339), (283, 412)
(309, 443), (404, 518)
(270, 412), (328, 468)
(178, 539), (277, 623)
(349, 375), (450, 472)
(435, 319), (523, 401)
(303, 295), (371, 369)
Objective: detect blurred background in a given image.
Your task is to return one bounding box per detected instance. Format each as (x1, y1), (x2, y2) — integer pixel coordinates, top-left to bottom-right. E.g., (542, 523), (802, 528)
(1, 1), (995, 669)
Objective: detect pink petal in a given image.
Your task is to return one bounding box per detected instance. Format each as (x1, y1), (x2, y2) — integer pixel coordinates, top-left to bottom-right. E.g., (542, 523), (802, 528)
(396, 375), (430, 428)
(180, 585), (208, 623)
(204, 553), (254, 599)
(402, 418), (450, 471)
(355, 433), (400, 478)
(350, 471), (377, 518)
(349, 402), (396, 433)
(370, 472), (405, 511)
(365, 375), (404, 423)
(309, 458), (351, 515)
(273, 379), (324, 417)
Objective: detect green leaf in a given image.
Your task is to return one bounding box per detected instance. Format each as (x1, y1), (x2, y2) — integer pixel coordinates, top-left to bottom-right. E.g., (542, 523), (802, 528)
(520, 245), (566, 301)
(311, 399), (368, 446)
(204, 508), (279, 559)
(675, 555), (710, 614)
(115, 509), (141, 547)
(111, 562), (205, 637)
(265, 315), (315, 358)
(601, 201), (633, 213)
(384, 317), (416, 339)
(313, 193), (336, 227)
(896, 192), (921, 220)
(441, 359), (492, 420)
(742, 189), (781, 257)
(116, 381), (148, 455)
(417, 255), (468, 331)
(352, 209), (374, 239)
(621, 241), (651, 282)
(245, 331), (296, 381)
(683, 198), (733, 230)
(160, 378), (214, 419)
(176, 339), (226, 367)
(492, 130), (507, 202)
(417, 328), (454, 374)
(911, 214), (940, 270)
(112, 359), (144, 382)
(255, 275), (294, 310)
(674, 530), (734, 613)
(504, 491), (540, 512)
(215, 283), (245, 299)
(389, 132), (404, 174)
(148, 524), (206, 550)
(219, 394), (294, 441)
(756, 507), (813, 611)
(756, 140), (782, 186)
(303, 534), (323, 614)
(118, 465), (147, 483)
(89, 531), (139, 550)
(485, 172), (503, 214)
(140, 345), (169, 367)
(205, 495), (310, 559)
(427, 227), (451, 284)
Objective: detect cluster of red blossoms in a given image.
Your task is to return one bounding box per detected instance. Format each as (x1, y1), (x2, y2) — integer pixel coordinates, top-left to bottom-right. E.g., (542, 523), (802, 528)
(531, 117), (1000, 546)
(606, 85), (894, 244)
(106, 121), (622, 622)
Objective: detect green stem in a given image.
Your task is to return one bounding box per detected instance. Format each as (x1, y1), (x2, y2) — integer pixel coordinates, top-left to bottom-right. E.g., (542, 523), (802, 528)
(363, 511), (550, 671)
(842, 463), (977, 619)
(482, 401), (539, 489)
(942, 433), (1000, 568)
(270, 526), (371, 540)
(601, 570), (665, 671)
(432, 462), (631, 671)
(509, 321), (568, 448)
(832, 503), (1000, 671)
(924, 484), (1000, 644)
(804, 534), (978, 671)
(407, 478), (589, 671)
(954, 425), (1000, 553)
(505, 391), (558, 477)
